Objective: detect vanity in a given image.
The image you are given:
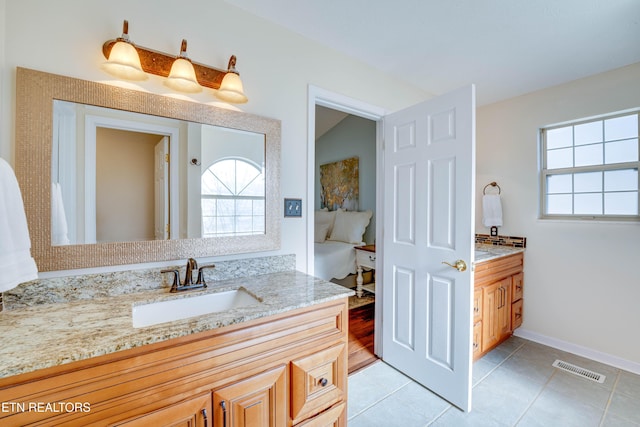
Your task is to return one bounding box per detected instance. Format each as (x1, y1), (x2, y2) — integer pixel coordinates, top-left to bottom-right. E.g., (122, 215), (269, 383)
(472, 244), (525, 359)
(0, 271), (353, 426)
(3, 67), (354, 426)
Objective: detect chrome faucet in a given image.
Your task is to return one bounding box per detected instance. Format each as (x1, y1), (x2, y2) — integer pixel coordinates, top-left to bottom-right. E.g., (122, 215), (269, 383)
(161, 258), (215, 293)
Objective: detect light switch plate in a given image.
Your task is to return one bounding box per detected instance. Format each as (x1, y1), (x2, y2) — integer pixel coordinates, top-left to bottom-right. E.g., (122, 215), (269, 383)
(284, 198), (302, 217)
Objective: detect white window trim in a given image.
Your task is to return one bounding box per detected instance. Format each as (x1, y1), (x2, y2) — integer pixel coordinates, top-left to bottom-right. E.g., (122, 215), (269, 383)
(539, 110), (640, 222)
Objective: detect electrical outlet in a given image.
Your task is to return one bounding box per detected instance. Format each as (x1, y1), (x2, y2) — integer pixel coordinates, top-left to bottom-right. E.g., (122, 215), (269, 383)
(284, 198), (302, 217)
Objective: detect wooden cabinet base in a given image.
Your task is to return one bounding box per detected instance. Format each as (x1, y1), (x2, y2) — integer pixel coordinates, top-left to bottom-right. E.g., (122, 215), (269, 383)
(0, 299), (349, 427)
(474, 253), (524, 360)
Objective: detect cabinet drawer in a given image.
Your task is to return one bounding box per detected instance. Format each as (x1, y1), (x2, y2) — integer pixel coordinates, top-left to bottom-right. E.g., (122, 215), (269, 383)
(291, 344), (346, 424)
(473, 321), (482, 358)
(296, 402), (345, 427)
(356, 250), (376, 270)
(473, 289), (483, 322)
(511, 299), (523, 330)
(511, 272), (524, 302)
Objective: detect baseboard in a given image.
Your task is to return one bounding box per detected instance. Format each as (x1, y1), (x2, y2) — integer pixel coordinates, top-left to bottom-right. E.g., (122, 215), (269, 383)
(514, 328), (640, 375)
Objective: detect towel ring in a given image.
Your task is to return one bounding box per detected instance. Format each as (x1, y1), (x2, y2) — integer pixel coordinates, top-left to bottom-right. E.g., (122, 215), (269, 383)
(483, 182), (501, 195)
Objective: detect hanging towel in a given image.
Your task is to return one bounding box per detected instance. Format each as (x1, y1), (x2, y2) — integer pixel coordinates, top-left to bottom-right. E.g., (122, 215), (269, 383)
(482, 194), (503, 227)
(0, 157), (38, 292)
(51, 182), (70, 246)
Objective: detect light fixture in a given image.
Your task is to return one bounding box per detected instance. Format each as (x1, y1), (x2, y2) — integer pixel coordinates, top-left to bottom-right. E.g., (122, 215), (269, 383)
(102, 20), (248, 103)
(216, 56), (248, 104)
(101, 20), (147, 81)
(165, 40), (201, 93)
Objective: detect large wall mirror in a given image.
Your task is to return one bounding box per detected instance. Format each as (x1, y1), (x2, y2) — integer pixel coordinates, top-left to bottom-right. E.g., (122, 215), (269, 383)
(15, 67), (281, 271)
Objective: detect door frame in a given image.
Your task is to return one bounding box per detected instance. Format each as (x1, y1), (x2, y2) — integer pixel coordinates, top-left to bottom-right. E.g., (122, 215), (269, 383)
(307, 85), (386, 354)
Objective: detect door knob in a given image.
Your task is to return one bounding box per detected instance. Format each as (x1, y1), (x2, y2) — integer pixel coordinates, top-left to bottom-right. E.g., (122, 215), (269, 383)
(442, 260), (467, 272)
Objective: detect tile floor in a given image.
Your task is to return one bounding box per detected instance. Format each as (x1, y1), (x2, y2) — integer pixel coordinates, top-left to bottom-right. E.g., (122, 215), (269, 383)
(348, 337), (640, 426)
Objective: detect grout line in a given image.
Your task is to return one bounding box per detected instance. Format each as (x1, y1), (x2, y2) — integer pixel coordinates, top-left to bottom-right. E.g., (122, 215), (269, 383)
(598, 370), (621, 427)
(473, 339), (528, 387)
(513, 369), (558, 426)
(425, 405), (454, 426)
(428, 338), (527, 426)
(346, 376), (413, 421)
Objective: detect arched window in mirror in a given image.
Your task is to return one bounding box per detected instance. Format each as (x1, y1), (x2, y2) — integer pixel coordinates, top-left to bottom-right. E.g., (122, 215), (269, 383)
(201, 158), (265, 236)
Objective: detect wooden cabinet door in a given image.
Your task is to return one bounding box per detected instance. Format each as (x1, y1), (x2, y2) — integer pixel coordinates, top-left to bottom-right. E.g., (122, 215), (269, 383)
(497, 277), (512, 339)
(114, 393), (211, 427)
(213, 365), (287, 427)
(481, 277), (511, 352)
(481, 281), (500, 351)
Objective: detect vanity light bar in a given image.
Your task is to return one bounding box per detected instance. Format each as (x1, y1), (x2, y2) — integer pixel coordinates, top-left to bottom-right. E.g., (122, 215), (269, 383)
(101, 20), (248, 103)
(102, 40), (228, 89)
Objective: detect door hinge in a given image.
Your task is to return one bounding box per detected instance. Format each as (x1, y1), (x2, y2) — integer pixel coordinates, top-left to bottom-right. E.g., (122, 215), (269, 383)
(166, 223), (170, 237)
(165, 153), (170, 163)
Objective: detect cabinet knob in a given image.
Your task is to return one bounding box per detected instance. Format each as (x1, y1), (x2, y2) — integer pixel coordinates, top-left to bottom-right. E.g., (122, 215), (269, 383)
(319, 378), (328, 387)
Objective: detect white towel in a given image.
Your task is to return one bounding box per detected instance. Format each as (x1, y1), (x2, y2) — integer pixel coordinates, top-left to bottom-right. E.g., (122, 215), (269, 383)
(482, 194), (503, 227)
(51, 182), (70, 246)
(0, 157), (38, 292)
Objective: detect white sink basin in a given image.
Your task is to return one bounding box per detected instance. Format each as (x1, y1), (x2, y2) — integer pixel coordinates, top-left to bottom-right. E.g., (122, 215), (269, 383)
(132, 288), (260, 328)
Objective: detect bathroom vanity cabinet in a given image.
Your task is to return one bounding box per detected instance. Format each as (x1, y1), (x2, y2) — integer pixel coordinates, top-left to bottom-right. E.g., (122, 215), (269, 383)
(0, 298), (348, 427)
(473, 252), (524, 359)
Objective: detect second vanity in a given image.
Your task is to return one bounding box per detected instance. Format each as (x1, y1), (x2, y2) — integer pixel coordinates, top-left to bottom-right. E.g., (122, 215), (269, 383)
(0, 271), (353, 426)
(473, 244), (525, 359)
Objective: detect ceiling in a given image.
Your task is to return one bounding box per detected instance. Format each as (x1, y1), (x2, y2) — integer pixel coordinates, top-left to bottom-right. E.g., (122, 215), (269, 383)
(226, 0), (640, 106)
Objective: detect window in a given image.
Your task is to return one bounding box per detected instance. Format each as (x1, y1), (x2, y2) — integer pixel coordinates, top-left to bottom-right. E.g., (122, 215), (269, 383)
(201, 158), (265, 236)
(540, 111), (639, 220)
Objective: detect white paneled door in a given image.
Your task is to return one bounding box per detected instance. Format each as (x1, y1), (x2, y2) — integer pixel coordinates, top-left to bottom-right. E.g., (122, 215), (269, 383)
(382, 85), (475, 411)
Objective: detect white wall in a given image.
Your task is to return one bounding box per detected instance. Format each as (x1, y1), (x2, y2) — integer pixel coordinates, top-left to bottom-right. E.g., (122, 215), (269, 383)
(0, 0), (426, 274)
(477, 62), (640, 366)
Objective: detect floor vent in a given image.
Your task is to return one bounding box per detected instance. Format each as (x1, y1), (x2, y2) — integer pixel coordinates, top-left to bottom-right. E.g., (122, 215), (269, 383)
(552, 360), (606, 383)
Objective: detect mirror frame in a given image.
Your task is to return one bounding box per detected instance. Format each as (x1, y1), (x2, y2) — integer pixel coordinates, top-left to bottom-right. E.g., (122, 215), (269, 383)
(15, 67), (281, 272)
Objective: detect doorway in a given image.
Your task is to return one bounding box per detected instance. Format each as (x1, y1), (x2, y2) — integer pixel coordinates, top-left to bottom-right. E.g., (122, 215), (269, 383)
(308, 85), (476, 412)
(307, 86), (386, 361)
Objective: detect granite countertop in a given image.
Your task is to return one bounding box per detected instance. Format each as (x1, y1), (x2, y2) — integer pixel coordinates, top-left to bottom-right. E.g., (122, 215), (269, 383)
(0, 271), (353, 379)
(474, 243), (525, 263)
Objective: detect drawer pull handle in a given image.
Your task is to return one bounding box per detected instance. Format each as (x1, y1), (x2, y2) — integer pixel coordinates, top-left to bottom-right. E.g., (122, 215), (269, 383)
(319, 378), (328, 387)
(515, 312), (522, 319)
(202, 408), (208, 427)
(220, 401), (227, 427)
(369, 255), (376, 262)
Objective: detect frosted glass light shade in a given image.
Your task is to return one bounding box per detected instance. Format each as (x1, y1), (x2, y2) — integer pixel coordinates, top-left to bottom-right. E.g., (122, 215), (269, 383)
(165, 58), (202, 93)
(216, 72), (248, 104)
(101, 41), (147, 81)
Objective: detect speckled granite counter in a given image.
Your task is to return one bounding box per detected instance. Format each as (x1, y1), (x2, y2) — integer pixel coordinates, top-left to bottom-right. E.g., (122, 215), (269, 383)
(475, 243), (525, 263)
(0, 271), (353, 379)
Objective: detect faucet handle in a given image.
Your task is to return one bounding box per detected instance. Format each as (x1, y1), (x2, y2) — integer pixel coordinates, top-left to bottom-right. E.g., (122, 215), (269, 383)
(161, 269), (180, 292)
(196, 264), (216, 287)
